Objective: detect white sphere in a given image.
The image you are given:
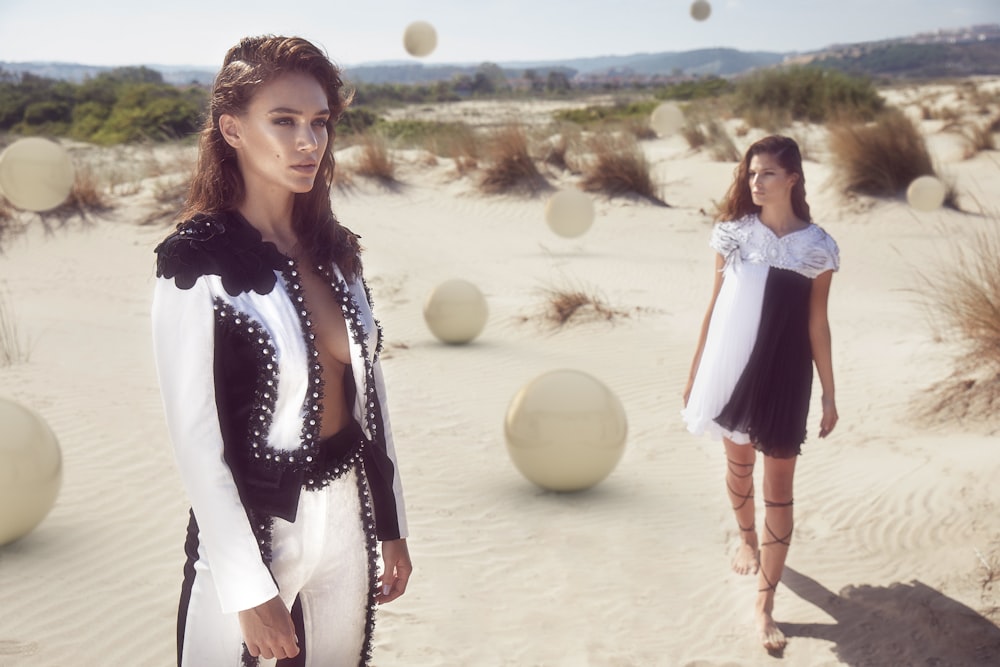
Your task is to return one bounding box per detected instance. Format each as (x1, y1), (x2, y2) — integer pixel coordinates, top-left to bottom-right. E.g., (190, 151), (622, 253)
(690, 0), (712, 21)
(0, 397), (62, 545)
(650, 102), (685, 137)
(0, 137), (75, 212)
(544, 189), (595, 238)
(504, 370), (627, 492)
(906, 175), (947, 212)
(423, 279), (488, 344)
(403, 21), (438, 58)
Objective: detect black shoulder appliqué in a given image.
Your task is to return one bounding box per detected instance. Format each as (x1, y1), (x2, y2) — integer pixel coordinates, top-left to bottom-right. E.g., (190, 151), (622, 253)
(154, 211), (288, 296)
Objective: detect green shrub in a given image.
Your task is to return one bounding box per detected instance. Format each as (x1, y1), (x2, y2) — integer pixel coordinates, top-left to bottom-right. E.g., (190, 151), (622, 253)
(735, 66), (884, 126)
(654, 77), (734, 101)
(337, 107), (380, 135)
(553, 99), (660, 128)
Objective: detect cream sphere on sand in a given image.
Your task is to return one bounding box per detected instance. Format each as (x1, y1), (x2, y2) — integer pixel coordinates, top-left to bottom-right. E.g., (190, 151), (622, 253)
(504, 370), (627, 492)
(906, 175), (947, 212)
(423, 278), (489, 344)
(0, 137), (75, 212)
(544, 189), (595, 238)
(403, 21), (438, 58)
(0, 397), (62, 545)
(690, 0), (712, 21)
(650, 102), (686, 137)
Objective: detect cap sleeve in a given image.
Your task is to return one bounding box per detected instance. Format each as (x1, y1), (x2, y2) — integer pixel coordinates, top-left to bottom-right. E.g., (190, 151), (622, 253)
(818, 229), (840, 274)
(709, 221), (741, 259)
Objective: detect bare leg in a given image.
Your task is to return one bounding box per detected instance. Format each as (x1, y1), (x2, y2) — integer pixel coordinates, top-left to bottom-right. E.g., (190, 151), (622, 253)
(723, 438), (758, 575)
(756, 453), (796, 652)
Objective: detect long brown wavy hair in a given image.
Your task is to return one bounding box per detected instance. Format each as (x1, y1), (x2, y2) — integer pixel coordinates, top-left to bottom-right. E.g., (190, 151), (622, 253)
(180, 35), (361, 279)
(717, 135), (811, 224)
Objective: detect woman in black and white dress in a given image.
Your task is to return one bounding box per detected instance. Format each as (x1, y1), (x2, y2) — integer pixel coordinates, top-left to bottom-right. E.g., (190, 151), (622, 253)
(682, 135), (839, 652)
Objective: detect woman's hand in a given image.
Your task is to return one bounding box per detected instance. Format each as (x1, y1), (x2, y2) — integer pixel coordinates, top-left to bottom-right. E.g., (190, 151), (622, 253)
(238, 595), (299, 660)
(376, 538), (412, 604)
(819, 395), (838, 438)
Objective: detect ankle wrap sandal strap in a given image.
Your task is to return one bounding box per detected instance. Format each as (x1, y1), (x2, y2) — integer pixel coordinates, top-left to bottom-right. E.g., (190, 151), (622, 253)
(726, 458), (754, 478)
(758, 498), (793, 592)
(761, 498), (794, 548)
(759, 568), (781, 593)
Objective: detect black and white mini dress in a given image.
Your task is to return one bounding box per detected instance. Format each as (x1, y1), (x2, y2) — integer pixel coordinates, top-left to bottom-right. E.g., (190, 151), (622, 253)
(682, 214), (839, 458)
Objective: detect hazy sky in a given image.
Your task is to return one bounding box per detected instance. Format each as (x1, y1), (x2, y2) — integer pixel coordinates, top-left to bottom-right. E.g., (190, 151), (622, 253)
(1, 0), (997, 68)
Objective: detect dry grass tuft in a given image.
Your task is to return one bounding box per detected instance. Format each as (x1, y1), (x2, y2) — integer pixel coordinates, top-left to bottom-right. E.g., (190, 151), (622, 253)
(962, 122), (997, 158)
(580, 132), (666, 205)
(479, 124), (550, 195)
(41, 165), (112, 220)
(0, 291), (27, 367)
(539, 124), (582, 173)
(681, 120), (707, 149)
(681, 118), (738, 161)
(538, 286), (631, 328)
(918, 219), (1000, 425)
(141, 177), (191, 225)
(352, 133), (397, 183)
(0, 194), (12, 225)
(828, 110), (939, 199)
(624, 117), (657, 140)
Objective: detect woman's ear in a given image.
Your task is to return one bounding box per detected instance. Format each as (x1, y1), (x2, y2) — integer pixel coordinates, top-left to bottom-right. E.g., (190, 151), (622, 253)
(219, 114), (242, 149)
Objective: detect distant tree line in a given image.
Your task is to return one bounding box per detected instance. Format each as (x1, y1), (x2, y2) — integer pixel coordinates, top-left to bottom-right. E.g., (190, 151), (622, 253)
(0, 66), (206, 144)
(0, 60), (888, 144)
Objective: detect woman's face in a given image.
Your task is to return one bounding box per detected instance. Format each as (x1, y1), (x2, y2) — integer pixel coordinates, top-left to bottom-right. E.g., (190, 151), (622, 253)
(747, 152), (798, 208)
(221, 71), (331, 197)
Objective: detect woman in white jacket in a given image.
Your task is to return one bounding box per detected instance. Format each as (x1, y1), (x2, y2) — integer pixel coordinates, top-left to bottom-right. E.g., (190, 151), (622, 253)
(152, 35), (410, 667)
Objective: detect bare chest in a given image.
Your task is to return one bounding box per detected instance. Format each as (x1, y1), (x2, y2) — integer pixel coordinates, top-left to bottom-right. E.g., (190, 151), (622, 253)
(296, 268), (351, 366)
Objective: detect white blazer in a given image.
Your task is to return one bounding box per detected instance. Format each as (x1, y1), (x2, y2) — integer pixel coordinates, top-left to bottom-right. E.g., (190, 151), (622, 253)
(151, 211), (407, 614)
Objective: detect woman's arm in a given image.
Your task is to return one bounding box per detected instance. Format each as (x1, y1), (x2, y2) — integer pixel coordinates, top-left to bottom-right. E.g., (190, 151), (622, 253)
(808, 270), (838, 437)
(684, 253), (726, 406)
(151, 277), (279, 612)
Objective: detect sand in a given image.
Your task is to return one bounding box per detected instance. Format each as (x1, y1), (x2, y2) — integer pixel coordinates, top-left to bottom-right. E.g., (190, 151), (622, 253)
(1, 85), (999, 667)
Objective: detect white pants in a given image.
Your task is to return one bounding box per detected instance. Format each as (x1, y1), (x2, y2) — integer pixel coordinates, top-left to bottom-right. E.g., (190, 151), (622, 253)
(179, 467), (377, 667)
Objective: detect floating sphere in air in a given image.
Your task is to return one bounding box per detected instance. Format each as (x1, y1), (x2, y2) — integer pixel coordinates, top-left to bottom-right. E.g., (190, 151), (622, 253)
(403, 21), (438, 58)
(0, 137), (75, 212)
(0, 397), (62, 545)
(690, 1), (712, 21)
(650, 102), (686, 137)
(423, 279), (488, 344)
(544, 189), (595, 238)
(906, 175), (947, 212)
(504, 370), (627, 492)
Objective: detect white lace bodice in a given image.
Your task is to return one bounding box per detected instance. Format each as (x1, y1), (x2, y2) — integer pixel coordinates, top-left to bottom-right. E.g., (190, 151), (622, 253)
(710, 214), (840, 279)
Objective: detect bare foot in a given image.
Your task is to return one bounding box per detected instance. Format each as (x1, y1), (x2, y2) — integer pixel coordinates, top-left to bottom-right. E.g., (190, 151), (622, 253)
(756, 610), (786, 652)
(731, 541), (759, 575)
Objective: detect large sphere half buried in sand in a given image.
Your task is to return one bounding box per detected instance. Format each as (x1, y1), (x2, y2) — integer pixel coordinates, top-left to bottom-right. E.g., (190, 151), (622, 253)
(504, 370), (627, 492)
(0, 137), (75, 212)
(423, 279), (488, 344)
(690, 0), (712, 21)
(403, 21), (438, 57)
(0, 397), (62, 545)
(545, 189), (595, 238)
(650, 102), (685, 137)
(906, 175), (947, 212)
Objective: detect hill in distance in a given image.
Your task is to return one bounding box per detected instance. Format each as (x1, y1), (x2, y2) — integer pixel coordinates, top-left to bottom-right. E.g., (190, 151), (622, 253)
(2, 24), (998, 86)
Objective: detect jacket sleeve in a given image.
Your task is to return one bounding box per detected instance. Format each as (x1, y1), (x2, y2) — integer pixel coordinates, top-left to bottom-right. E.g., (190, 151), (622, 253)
(371, 357), (408, 540)
(152, 276), (279, 613)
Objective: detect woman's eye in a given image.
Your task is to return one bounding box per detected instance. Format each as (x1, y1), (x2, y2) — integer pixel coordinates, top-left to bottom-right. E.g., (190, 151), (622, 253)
(313, 119), (329, 128)
(274, 118), (293, 126)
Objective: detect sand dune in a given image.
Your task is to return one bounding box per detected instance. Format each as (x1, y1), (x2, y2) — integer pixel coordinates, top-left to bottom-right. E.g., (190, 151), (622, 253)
(1, 84), (999, 666)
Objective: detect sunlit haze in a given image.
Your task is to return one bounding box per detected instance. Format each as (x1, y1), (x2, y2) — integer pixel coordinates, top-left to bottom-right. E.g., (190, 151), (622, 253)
(1, 0), (997, 68)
